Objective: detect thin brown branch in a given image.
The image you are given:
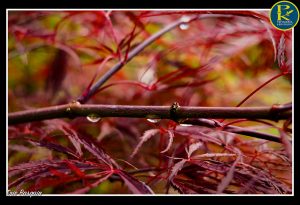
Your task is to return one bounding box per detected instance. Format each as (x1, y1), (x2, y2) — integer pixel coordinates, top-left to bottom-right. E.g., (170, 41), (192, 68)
(8, 103), (291, 125)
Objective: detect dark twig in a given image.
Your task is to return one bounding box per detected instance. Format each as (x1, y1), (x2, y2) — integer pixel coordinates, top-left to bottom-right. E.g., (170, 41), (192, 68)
(8, 103), (291, 125)
(181, 118), (287, 143)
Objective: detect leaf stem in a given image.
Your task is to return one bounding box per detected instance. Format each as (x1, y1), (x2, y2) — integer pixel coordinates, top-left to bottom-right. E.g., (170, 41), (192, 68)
(236, 72), (288, 107)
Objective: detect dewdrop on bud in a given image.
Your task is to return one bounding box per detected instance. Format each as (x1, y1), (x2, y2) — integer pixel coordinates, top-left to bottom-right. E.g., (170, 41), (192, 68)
(71, 100), (81, 106)
(87, 114), (101, 123)
(147, 118), (161, 123)
(179, 24), (189, 30)
(179, 15), (191, 30)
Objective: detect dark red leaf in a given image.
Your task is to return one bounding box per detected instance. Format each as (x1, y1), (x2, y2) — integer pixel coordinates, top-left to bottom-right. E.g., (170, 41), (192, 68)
(117, 170), (154, 194)
(64, 160), (86, 178)
(49, 167), (69, 178)
(63, 126), (118, 168)
(168, 159), (187, 181)
(45, 49), (68, 96)
(32, 175), (79, 191)
(26, 138), (80, 159)
(69, 172), (112, 194)
(279, 130), (292, 161)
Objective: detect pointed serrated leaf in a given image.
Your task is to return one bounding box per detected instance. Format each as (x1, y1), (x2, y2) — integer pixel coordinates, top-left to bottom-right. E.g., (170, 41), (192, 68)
(130, 129), (160, 158)
(193, 153), (236, 159)
(277, 34), (286, 69)
(63, 126), (118, 168)
(187, 142), (203, 158)
(169, 159), (187, 181)
(28, 138), (79, 159)
(62, 126), (83, 157)
(161, 130), (174, 153)
(217, 151), (241, 193)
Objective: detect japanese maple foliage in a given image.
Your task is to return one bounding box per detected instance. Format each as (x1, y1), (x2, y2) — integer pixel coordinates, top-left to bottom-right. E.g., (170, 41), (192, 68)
(8, 10), (292, 194)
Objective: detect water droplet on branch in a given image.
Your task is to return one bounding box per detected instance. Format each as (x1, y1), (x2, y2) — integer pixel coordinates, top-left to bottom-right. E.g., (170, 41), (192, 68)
(147, 118), (161, 123)
(179, 23), (189, 30)
(179, 15), (191, 30)
(87, 114), (101, 123)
